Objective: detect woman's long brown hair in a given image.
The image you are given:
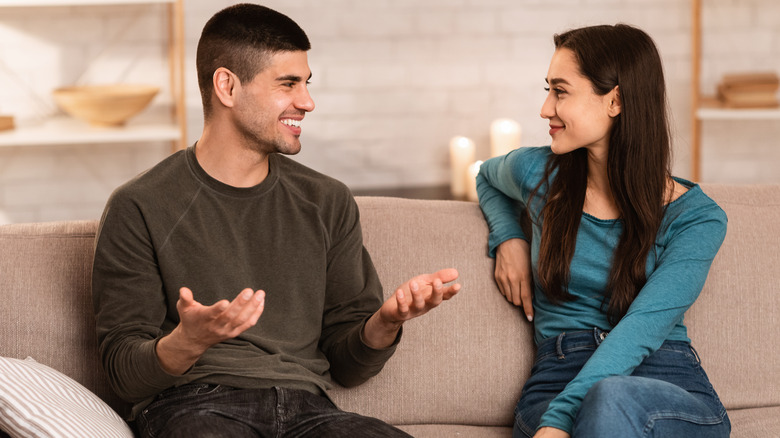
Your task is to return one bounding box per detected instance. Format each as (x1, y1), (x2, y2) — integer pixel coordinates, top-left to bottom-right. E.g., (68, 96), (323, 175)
(534, 24), (672, 325)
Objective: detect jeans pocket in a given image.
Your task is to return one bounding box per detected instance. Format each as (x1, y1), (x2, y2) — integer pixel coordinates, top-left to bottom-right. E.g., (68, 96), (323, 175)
(137, 384), (229, 438)
(638, 344), (729, 423)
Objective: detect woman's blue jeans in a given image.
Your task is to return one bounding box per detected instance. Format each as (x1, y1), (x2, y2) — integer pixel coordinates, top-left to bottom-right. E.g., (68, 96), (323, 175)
(135, 384), (411, 438)
(513, 328), (730, 438)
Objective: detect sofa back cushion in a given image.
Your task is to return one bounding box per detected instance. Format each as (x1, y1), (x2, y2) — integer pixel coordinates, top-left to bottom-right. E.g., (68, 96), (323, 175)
(687, 184), (780, 411)
(0, 220), (128, 417)
(330, 197), (534, 427)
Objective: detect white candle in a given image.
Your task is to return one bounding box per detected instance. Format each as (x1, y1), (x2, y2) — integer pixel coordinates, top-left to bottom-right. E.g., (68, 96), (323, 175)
(466, 160), (483, 202)
(490, 118), (521, 158)
(449, 136), (476, 198)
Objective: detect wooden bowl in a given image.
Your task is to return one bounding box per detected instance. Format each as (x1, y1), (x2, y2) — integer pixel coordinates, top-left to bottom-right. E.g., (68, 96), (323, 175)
(52, 84), (159, 127)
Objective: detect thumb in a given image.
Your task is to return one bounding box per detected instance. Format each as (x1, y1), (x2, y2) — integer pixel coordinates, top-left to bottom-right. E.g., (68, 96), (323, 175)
(178, 287), (195, 309)
(434, 268), (459, 284)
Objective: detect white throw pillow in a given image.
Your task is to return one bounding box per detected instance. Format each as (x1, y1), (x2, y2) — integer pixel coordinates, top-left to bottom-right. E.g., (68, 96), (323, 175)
(0, 357), (132, 438)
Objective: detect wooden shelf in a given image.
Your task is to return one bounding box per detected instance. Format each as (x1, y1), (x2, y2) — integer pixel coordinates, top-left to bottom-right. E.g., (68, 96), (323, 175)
(0, 117), (180, 148)
(697, 97), (780, 120)
(690, 0), (780, 180)
(697, 107), (780, 120)
(0, 0), (186, 151)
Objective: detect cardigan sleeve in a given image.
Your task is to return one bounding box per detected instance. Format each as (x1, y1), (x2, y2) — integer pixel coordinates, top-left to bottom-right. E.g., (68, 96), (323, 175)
(477, 147), (549, 257)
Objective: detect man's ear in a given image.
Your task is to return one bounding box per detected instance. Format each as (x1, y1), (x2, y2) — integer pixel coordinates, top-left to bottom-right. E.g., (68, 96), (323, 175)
(608, 85), (621, 117)
(213, 67), (239, 109)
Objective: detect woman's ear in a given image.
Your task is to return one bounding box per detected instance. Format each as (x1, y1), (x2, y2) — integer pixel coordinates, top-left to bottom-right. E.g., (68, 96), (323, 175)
(213, 67), (239, 109)
(608, 85), (621, 117)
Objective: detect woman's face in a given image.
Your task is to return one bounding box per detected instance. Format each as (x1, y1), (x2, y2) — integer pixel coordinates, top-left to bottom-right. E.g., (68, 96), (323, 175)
(540, 48), (620, 157)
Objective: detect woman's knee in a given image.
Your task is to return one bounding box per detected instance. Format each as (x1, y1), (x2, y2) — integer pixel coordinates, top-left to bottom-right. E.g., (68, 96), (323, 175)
(574, 376), (658, 436)
(574, 376), (729, 438)
(581, 376), (638, 411)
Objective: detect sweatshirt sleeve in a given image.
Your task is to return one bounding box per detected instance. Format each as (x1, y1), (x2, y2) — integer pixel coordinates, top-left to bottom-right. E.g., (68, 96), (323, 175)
(92, 188), (184, 403)
(538, 201), (728, 432)
(318, 193), (398, 387)
(477, 147), (549, 257)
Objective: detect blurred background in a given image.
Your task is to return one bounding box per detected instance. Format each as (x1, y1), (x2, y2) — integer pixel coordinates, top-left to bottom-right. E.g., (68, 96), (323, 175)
(0, 0), (778, 223)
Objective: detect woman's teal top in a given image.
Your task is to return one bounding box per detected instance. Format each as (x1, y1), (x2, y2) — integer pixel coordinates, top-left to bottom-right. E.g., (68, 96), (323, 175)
(476, 146), (727, 432)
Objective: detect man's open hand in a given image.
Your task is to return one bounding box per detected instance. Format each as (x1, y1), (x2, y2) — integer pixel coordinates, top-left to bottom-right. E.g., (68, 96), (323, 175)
(156, 287), (265, 375)
(363, 268), (460, 349)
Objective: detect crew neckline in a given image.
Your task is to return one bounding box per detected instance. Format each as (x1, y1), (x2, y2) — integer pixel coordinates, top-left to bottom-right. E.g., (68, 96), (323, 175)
(185, 145), (280, 198)
(581, 177), (699, 225)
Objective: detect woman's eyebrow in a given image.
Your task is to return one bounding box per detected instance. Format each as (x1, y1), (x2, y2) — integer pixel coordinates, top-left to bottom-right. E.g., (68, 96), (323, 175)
(546, 77), (571, 86)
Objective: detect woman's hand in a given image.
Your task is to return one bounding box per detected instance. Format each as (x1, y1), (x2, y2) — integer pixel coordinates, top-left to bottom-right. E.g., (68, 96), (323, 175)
(533, 427), (570, 438)
(495, 238), (534, 321)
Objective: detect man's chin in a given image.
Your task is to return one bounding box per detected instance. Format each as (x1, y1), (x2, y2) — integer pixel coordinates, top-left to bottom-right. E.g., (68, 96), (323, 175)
(278, 144), (302, 156)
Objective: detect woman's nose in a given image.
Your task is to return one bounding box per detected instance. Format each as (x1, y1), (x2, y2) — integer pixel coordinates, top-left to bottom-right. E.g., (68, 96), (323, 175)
(540, 93), (555, 119)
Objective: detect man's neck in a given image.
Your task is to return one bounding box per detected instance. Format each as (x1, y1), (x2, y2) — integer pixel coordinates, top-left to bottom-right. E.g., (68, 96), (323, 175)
(195, 125), (270, 188)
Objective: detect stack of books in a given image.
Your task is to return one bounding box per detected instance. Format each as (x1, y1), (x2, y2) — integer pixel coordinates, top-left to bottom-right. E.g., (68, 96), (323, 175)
(716, 72), (779, 108)
(0, 115), (14, 132)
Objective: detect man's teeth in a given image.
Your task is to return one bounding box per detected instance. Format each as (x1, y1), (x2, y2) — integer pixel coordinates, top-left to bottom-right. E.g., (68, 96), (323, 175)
(281, 119), (301, 128)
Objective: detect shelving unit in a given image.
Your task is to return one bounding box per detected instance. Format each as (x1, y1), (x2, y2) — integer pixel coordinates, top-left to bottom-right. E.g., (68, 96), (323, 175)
(690, 0), (780, 181)
(0, 0), (186, 152)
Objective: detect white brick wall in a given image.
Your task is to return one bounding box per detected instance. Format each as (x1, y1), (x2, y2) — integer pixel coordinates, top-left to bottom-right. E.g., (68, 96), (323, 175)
(0, 0), (778, 223)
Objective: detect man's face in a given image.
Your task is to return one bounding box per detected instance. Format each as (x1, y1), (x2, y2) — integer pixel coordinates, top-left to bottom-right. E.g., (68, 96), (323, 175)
(233, 50), (315, 156)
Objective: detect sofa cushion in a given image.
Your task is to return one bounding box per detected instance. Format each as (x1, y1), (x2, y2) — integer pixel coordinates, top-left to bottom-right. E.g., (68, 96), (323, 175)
(398, 424), (513, 437)
(0, 357), (132, 438)
(727, 406), (780, 438)
(0, 220), (127, 417)
(330, 197), (535, 427)
(688, 184), (780, 411)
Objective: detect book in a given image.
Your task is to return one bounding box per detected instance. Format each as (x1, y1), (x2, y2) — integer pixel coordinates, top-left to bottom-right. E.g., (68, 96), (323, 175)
(716, 72), (779, 108)
(719, 72), (779, 89)
(0, 115), (15, 132)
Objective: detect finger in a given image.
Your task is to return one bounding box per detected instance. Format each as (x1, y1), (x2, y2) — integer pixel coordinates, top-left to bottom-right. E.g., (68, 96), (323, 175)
(409, 280), (425, 310)
(233, 290), (266, 329)
(427, 279), (444, 307)
(177, 287), (206, 315)
(497, 273), (518, 305)
(520, 281), (534, 322)
(433, 268), (459, 284)
(509, 280), (523, 307)
(247, 290), (266, 324)
(395, 287), (409, 316)
(495, 269), (510, 300)
(441, 282), (461, 299)
(178, 287), (194, 306)
(413, 268), (459, 288)
(214, 288), (255, 325)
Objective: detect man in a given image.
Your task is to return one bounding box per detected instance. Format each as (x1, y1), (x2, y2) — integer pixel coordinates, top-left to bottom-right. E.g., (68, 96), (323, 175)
(92, 4), (459, 437)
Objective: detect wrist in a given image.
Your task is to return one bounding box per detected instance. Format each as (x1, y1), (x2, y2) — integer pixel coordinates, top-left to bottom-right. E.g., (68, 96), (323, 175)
(156, 327), (208, 375)
(363, 312), (402, 349)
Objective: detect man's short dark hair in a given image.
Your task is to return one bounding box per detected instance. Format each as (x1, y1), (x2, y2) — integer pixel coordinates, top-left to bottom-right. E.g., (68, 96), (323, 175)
(196, 3), (311, 118)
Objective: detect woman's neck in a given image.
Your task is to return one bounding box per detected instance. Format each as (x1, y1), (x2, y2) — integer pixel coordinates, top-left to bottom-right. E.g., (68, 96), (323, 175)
(583, 148), (620, 220)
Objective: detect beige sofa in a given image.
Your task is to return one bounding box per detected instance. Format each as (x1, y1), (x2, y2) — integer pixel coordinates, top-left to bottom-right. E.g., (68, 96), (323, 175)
(1, 184), (779, 437)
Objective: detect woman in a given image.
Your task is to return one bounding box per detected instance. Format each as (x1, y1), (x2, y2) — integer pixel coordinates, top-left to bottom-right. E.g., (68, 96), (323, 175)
(476, 24), (730, 438)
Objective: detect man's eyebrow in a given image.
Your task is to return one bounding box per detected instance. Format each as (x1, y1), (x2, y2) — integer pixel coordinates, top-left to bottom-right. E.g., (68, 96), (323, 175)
(275, 73), (313, 82)
(545, 77), (571, 86)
